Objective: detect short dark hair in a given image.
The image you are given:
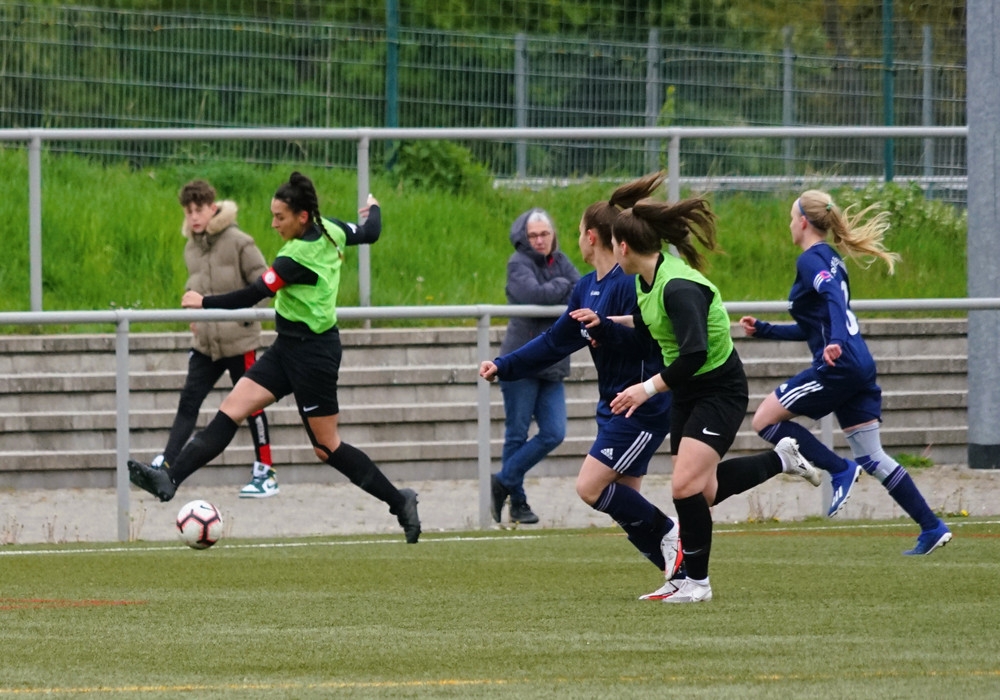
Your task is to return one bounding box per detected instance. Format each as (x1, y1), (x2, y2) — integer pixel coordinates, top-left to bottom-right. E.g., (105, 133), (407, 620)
(178, 180), (216, 207)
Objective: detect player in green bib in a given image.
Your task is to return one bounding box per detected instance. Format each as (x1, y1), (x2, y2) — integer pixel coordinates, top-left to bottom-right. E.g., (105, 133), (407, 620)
(607, 174), (820, 602)
(128, 171), (421, 544)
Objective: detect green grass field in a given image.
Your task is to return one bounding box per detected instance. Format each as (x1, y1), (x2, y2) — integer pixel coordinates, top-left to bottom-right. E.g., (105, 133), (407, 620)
(2, 520), (998, 699)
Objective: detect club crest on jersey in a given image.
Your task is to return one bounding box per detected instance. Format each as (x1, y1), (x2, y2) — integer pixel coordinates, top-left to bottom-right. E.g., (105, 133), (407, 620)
(830, 255), (846, 277)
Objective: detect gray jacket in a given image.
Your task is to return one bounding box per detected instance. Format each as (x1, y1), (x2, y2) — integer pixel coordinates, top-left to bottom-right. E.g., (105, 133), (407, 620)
(498, 209), (581, 381)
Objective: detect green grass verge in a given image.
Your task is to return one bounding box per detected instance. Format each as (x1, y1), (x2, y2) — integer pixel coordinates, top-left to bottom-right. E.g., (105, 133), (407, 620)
(1, 519), (997, 699)
(0, 148), (968, 331)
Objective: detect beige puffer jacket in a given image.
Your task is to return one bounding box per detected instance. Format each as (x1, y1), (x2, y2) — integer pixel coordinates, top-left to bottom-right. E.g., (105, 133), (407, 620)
(183, 200), (269, 361)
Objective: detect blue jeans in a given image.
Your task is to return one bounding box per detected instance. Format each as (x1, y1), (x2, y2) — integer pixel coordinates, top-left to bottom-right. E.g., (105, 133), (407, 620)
(498, 378), (567, 505)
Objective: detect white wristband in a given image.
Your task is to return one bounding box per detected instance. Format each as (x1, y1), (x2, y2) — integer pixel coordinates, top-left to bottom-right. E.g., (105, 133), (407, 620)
(642, 377), (658, 397)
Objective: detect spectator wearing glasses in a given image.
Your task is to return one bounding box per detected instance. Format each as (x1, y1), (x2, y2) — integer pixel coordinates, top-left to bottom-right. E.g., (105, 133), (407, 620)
(491, 208), (580, 525)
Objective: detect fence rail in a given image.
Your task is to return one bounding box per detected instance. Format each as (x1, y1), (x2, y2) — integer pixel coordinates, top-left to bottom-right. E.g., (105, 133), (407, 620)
(0, 297), (994, 541)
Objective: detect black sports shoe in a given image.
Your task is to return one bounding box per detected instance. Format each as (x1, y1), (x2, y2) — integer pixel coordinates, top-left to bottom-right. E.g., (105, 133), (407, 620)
(490, 474), (509, 524)
(509, 502), (539, 524)
(127, 459), (177, 502)
(395, 488), (421, 544)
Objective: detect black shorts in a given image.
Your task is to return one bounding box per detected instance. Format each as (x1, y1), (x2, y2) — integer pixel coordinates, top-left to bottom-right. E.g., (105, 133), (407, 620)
(669, 350), (749, 459)
(244, 329), (342, 417)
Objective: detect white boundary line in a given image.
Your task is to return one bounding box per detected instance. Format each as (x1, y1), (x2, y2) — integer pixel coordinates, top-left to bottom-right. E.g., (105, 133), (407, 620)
(1, 518), (996, 557)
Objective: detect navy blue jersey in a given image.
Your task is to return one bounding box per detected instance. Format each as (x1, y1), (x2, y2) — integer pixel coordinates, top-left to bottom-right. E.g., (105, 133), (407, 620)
(754, 242), (875, 375)
(493, 265), (670, 431)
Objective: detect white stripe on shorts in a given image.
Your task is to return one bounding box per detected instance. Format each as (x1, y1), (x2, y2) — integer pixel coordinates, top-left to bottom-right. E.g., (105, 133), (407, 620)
(778, 380), (824, 410)
(614, 430), (653, 474)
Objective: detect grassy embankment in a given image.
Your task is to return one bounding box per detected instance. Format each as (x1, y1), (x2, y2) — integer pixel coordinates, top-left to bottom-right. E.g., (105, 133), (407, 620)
(0, 148), (967, 332)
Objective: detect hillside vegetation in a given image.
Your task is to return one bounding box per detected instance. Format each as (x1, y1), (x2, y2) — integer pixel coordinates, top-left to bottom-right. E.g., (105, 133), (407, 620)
(0, 149), (967, 330)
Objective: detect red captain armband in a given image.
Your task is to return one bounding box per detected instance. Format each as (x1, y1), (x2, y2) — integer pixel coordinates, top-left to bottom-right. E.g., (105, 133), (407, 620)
(262, 267), (287, 293)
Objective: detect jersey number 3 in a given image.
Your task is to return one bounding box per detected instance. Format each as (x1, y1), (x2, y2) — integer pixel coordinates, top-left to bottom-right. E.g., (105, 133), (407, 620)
(841, 281), (859, 336)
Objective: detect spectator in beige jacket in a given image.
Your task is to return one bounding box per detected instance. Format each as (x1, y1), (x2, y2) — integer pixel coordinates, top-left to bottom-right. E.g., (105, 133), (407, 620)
(150, 179), (278, 498)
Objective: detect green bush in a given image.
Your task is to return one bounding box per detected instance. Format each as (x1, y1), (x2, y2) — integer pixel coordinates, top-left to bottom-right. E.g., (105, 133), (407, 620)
(388, 140), (493, 196)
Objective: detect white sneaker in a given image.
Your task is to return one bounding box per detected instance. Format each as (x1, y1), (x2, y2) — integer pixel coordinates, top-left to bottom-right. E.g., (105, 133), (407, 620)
(661, 577), (713, 604)
(239, 462), (279, 499)
(639, 579), (681, 601)
(774, 437), (822, 487)
(660, 521), (683, 579)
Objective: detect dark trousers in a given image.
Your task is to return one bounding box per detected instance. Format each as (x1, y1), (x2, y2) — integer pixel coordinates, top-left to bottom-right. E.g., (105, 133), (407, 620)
(162, 348), (271, 467)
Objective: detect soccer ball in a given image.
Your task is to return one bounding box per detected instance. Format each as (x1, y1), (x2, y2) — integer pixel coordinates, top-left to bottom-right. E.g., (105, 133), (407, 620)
(175, 500), (223, 550)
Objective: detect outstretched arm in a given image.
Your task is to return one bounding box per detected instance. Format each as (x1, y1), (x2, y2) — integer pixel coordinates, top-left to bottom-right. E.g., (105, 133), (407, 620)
(342, 196), (381, 246)
(184, 277), (272, 310)
(742, 315), (808, 341)
(489, 310), (589, 381)
(184, 256), (317, 310)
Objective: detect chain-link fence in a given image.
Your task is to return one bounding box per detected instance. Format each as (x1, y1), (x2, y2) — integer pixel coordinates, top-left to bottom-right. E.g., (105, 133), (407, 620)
(0, 2), (967, 199)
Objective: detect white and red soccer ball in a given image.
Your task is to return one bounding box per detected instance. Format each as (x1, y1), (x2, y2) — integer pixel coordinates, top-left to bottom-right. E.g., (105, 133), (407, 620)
(175, 500), (223, 550)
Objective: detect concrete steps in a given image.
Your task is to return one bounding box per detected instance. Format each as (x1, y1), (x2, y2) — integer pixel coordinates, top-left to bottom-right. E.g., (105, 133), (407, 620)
(0, 318), (969, 488)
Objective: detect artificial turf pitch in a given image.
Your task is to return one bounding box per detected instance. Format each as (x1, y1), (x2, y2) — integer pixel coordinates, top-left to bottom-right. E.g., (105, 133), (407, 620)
(1, 519), (998, 699)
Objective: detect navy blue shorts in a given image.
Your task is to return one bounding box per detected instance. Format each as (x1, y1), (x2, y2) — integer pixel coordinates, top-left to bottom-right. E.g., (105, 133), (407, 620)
(775, 364), (882, 428)
(244, 329), (342, 417)
(588, 414), (668, 478)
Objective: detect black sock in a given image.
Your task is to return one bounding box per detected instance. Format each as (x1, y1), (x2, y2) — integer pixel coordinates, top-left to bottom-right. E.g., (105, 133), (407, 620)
(713, 451), (782, 505)
(673, 493), (712, 581)
(326, 442), (404, 512)
(168, 411), (239, 486)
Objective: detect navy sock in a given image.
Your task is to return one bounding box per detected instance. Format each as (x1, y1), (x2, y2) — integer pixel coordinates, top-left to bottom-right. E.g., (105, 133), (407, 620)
(168, 411), (239, 486)
(594, 483), (671, 571)
(882, 466), (941, 531)
(713, 451), (782, 505)
(673, 493), (712, 581)
(759, 421), (849, 474)
(845, 423), (940, 532)
(327, 442), (404, 512)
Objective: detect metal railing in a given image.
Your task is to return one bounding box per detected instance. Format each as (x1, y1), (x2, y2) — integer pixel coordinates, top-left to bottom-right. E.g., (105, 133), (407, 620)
(0, 296), (993, 541)
(0, 125), (969, 312)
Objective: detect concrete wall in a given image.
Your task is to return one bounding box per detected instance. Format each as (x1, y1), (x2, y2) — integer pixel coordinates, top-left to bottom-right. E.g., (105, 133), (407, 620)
(0, 319), (968, 489)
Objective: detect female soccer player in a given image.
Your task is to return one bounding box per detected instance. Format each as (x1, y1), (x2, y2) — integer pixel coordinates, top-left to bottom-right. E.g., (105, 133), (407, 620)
(128, 171), (421, 544)
(739, 189), (951, 555)
(607, 181), (820, 603)
(482, 173), (684, 597)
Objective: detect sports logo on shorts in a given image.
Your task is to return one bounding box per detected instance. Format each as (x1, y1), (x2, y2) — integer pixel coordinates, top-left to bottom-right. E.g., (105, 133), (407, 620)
(601, 448), (614, 460)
